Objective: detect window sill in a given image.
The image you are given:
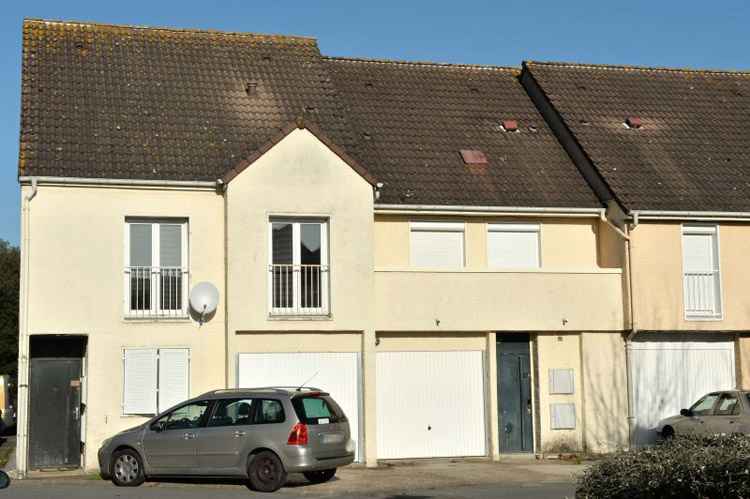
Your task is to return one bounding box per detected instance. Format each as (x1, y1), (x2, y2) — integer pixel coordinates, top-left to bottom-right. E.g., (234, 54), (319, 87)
(267, 314), (333, 322)
(123, 316), (191, 323)
(684, 314), (724, 322)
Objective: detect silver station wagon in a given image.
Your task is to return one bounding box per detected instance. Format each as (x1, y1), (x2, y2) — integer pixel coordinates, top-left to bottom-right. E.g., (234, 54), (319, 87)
(655, 390), (750, 439)
(98, 387), (355, 492)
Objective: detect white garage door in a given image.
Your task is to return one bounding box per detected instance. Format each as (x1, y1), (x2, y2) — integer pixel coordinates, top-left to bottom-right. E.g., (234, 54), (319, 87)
(632, 335), (736, 445)
(376, 350), (487, 459)
(237, 352), (362, 461)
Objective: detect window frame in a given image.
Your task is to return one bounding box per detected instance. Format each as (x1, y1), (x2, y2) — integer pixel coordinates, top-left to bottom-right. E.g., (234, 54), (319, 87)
(486, 222), (541, 269)
(122, 347), (191, 416)
(267, 217), (330, 316)
(681, 224), (723, 321)
(409, 221), (466, 269)
(123, 218), (190, 318)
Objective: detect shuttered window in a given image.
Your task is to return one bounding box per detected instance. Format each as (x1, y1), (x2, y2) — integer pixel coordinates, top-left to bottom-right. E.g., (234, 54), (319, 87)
(123, 348), (190, 415)
(487, 223), (540, 268)
(550, 403), (576, 430)
(410, 222), (465, 269)
(682, 225), (722, 319)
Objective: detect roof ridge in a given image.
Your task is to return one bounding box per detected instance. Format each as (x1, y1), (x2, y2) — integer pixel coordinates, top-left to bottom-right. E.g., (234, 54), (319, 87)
(524, 60), (750, 77)
(324, 55), (518, 73)
(23, 18), (318, 44)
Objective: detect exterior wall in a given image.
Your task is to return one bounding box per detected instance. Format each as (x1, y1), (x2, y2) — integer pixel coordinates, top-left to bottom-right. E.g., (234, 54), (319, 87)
(739, 335), (750, 390)
(581, 332), (629, 453)
(224, 128), (378, 465)
(535, 333), (584, 454)
(374, 216), (623, 332)
(630, 221), (750, 331)
(20, 184), (225, 471)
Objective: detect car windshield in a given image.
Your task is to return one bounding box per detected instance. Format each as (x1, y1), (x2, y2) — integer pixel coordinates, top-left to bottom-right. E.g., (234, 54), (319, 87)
(291, 395), (346, 425)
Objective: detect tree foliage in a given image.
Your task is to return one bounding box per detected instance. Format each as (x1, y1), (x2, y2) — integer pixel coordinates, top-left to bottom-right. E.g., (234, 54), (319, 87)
(0, 240), (19, 376)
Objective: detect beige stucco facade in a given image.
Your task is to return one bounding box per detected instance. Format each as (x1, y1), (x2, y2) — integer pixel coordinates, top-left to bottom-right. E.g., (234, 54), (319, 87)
(17, 128), (637, 475)
(629, 221), (750, 331)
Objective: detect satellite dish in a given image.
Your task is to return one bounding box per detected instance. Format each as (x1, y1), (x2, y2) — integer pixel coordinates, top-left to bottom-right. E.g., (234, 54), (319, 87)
(189, 282), (219, 324)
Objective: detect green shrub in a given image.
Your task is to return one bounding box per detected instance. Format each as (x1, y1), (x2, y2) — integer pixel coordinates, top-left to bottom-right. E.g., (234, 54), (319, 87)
(576, 434), (750, 498)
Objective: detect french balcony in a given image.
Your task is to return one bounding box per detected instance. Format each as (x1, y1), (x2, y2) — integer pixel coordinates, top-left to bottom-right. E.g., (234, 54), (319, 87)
(125, 266), (188, 318)
(269, 264), (330, 317)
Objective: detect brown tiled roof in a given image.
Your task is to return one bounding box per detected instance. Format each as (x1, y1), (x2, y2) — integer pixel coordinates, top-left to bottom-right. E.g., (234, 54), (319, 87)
(19, 19), (354, 181)
(325, 57), (601, 207)
(525, 61), (750, 212)
(19, 20), (600, 208)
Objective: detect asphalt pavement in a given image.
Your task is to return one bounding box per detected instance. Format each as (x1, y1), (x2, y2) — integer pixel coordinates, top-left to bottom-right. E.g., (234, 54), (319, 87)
(2, 479), (577, 498)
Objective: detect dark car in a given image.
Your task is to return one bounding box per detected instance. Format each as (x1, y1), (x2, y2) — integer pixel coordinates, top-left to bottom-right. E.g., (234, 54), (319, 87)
(98, 387), (354, 492)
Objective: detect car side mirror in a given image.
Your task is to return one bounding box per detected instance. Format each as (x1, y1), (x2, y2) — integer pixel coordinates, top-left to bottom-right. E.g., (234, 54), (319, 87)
(680, 409), (692, 417)
(150, 421), (165, 432)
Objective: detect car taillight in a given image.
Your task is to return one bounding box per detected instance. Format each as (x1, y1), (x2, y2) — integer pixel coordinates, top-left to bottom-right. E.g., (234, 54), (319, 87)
(287, 423), (308, 446)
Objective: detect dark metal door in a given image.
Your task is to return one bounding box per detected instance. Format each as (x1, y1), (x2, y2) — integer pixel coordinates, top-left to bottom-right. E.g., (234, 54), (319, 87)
(497, 338), (533, 453)
(29, 358), (82, 468)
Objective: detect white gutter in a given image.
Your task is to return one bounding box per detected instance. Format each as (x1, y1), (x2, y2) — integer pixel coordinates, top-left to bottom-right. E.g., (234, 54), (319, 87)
(375, 204), (605, 218)
(630, 209), (750, 222)
(18, 176), (218, 190)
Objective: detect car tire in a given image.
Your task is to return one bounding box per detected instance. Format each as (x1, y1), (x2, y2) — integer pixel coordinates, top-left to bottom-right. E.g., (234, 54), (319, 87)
(110, 448), (146, 487)
(303, 468), (337, 484)
(248, 450), (287, 492)
(662, 426), (675, 440)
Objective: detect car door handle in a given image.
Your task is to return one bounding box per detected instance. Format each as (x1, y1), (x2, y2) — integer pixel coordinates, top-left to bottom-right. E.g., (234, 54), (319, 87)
(233, 430), (247, 438)
(183, 432), (196, 440)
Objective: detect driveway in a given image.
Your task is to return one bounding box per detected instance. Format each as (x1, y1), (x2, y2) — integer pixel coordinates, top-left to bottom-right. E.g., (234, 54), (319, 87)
(8, 458), (584, 498)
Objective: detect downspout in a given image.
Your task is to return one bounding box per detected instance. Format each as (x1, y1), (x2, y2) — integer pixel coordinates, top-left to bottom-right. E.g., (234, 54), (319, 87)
(601, 211), (638, 449)
(17, 177), (38, 478)
(217, 179), (229, 389)
(624, 217), (639, 449)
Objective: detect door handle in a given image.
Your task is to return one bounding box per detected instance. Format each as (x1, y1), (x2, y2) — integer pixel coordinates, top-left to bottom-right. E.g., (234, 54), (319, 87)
(233, 431), (247, 438)
(73, 406), (80, 420)
(183, 432), (196, 440)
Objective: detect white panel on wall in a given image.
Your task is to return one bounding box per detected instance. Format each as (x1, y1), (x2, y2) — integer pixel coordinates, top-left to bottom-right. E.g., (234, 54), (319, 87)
(376, 350), (486, 459)
(410, 222), (465, 269)
(487, 223), (540, 268)
(123, 348), (158, 415)
(158, 348), (190, 412)
(632, 337), (735, 445)
(237, 352), (362, 462)
(550, 403), (576, 430)
(549, 368), (575, 395)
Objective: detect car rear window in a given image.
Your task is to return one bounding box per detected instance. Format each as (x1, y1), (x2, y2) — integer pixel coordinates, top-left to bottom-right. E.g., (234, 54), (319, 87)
(292, 395), (347, 425)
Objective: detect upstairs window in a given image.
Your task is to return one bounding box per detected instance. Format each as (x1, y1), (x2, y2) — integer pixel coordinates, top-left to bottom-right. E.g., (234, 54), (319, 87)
(125, 219), (188, 317)
(269, 219), (329, 316)
(487, 223), (540, 269)
(682, 225), (722, 319)
(410, 222), (465, 269)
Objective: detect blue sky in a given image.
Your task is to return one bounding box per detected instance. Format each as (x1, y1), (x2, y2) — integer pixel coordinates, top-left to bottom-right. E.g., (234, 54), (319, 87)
(1, 1), (748, 245)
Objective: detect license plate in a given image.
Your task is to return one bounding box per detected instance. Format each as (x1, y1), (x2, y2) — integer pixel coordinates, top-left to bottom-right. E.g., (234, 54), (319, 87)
(321, 433), (344, 444)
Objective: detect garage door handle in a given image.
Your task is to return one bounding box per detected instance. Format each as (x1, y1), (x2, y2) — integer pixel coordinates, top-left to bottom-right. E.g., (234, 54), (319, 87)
(234, 431), (247, 437)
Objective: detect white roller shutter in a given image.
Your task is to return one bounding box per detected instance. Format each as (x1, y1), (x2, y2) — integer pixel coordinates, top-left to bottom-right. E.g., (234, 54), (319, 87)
(410, 222), (465, 269)
(487, 223), (540, 268)
(158, 348), (190, 412)
(123, 348), (158, 415)
(237, 352), (362, 462)
(376, 350), (487, 459)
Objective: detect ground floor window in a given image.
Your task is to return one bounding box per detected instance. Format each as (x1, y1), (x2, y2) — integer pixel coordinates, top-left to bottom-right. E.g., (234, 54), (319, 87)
(122, 348), (190, 415)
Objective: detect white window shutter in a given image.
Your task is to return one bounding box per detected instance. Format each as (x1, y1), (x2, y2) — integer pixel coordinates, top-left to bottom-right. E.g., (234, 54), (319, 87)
(410, 222), (464, 268)
(123, 348), (158, 415)
(549, 368), (575, 394)
(487, 224), (540, 268)
(682, 233), (713, 272)
(158, 348), (190, 412)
